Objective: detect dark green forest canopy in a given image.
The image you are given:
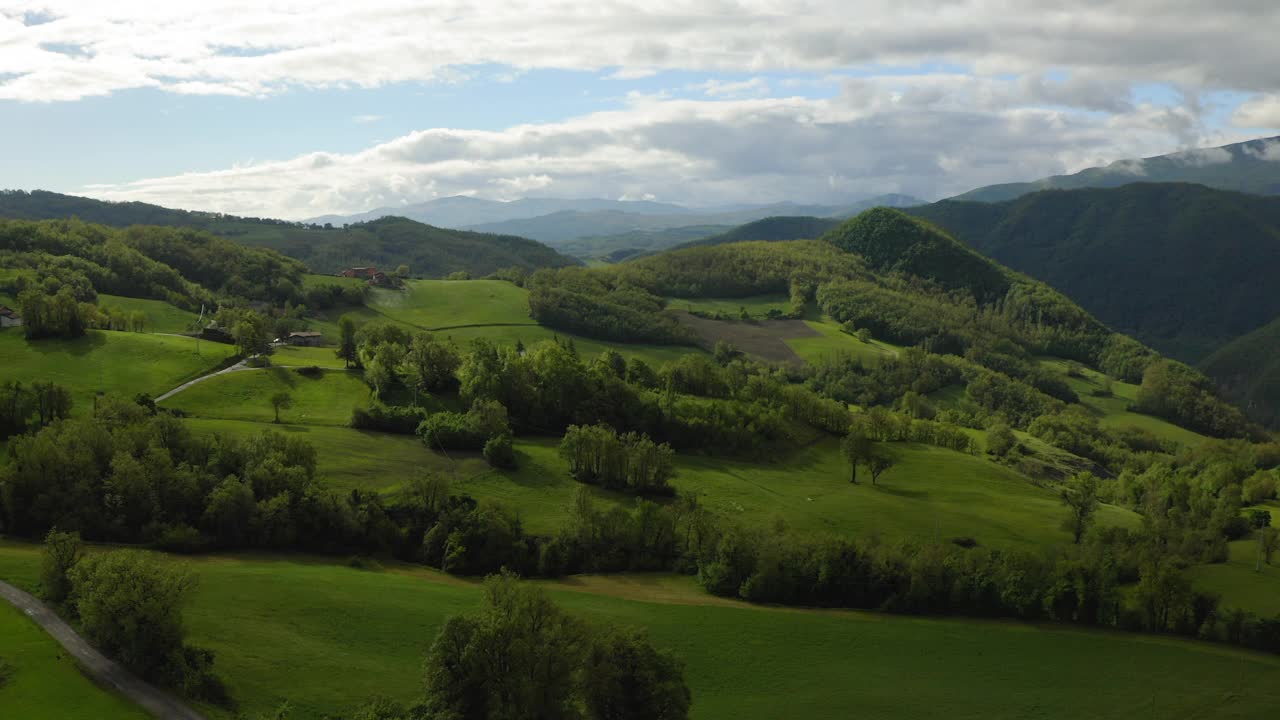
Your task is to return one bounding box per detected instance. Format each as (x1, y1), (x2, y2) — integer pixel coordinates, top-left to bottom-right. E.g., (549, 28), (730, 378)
(905, 182), (1280, 364)
(0, 190), (577, 278)
(1203, 316), (1280, 428)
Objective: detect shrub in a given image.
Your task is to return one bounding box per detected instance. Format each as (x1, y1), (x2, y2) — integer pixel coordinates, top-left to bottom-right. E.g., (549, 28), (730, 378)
(153, 524), (208, 554)
(346, 555), (384, 572)
(1244, 471), (1278, 505)
(484, 433), (517, 468)
(295, 365), (324, 378)
(351, 402), (425, 434)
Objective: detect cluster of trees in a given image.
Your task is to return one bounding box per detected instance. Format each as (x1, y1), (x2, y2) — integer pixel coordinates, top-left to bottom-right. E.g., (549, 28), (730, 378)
(527, 267), (694, 344)
(40, 533), (224, 702)
(417, 400), (514, 464)
(358, 572), (690, 720)
(559, 425), (676, 495)
(346, 322), (463, 401)
(0, 380), (72, 439)
(16, 286), (90, 339)
(0, 217), (304, 308)
(1136, 359), (1253, 439)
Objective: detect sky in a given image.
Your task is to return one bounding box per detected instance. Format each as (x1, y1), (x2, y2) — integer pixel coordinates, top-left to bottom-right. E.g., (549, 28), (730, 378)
(2, 1), (1280, 220)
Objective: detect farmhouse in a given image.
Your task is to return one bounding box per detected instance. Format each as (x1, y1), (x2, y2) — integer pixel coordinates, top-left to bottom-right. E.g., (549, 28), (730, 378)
(0, 305), (22, 328)
(340, 266), (393, 287)
(285, 331), (323, 346)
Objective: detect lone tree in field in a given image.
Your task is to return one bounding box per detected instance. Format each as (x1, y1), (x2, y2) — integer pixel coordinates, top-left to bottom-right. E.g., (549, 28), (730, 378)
(336, 315), (358, 368)
(1061, 472), (1101, 544)
(269, 392), (293, 424)
(1251, 509), (1272, 572)
(40, 528), (82, 606)
(841, 430), (873, 483)
(866, 447), (895, 485)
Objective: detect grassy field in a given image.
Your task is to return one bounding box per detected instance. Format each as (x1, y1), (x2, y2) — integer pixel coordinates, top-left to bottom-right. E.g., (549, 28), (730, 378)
(159, 367), (371, 426)
(369, 279), (534, 328)
(268, 345), (350, 370)
(466, 438), (1138, 545)
(1042, 359), (1210, 448)
(663, 294), (792, 319)
(184, 418), (489, 493)
(0, 601), (147, 719)
(96, 294), (199, 334)
(1191, 538), (1280, 617)
(302, 273), (368, 289)
(306, 279), (703, 366)
(0, 330), (236, 412)
(1, 542), (1276, 720)
(787, 317), (899, 365)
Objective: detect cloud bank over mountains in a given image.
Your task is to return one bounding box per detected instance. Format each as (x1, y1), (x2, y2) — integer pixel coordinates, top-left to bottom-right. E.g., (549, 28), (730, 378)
(4, 1), (1280, 217)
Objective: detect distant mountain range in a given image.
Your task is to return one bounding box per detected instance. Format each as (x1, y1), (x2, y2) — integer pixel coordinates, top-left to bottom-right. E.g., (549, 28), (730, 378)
(952, 135), (1280, 202)
(308, 193), (925, 247)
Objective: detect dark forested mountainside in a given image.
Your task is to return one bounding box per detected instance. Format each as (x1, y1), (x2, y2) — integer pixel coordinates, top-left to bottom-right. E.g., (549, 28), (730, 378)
(906, 183), (1280, 363)
(1202, 315), (1280, 427)
(951, 136), (1280, 202)
(0, 190), (577, 277)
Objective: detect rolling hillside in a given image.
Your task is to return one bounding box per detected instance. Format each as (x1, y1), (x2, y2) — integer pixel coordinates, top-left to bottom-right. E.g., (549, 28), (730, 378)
(952, 135), (1280, 202)
(0, 191), (577, 277)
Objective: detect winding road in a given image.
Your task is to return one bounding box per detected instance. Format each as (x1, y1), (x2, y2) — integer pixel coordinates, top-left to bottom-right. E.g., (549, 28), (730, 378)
(154, 359), (251, 402)
(0, 580), (206, 720)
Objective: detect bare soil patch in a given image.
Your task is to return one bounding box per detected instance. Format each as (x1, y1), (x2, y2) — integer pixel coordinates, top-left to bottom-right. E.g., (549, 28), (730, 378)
(672, 310), (818, 363)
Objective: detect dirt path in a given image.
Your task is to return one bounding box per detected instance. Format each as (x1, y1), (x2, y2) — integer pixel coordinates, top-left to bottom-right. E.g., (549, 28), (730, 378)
(0, 580), (206, 720)
(155, 360), (252, 402)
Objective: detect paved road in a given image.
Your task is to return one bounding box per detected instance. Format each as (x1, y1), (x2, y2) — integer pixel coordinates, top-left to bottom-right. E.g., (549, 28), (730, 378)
(0, 580), (206, 720)
(154, 359), (251, 402)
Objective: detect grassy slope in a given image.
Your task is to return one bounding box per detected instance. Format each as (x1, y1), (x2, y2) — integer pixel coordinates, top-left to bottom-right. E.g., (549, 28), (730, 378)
(0, 602), (148, 720)
(95, 294), (199, 334)
(159, 368), (371, 426)
(1040, 358), (1210, 448)
(787, 317), (899, 365)
(1, 543), (1276, 720)
(183, 418), (488, 494)
(0, 330), (236, 412)
(359, 279), (702, 366)
(466, 438), (1137, 545)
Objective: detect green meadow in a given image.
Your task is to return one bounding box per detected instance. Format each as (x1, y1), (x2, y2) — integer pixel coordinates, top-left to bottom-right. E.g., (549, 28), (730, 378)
(0, 330), (235, 412)
(159, 367), (371, 426)
(0, 601), (147, 720)
(183, 418), (490, 494)
(463, 438), (1138, 544)
(788, 317), (900, 365)
(1, 542), (1276, 720)
(369, 279), (535, 328)
(662, 294), (792, 318)
(1044, 359), (1210, 448)
(96, 294), (200, 334)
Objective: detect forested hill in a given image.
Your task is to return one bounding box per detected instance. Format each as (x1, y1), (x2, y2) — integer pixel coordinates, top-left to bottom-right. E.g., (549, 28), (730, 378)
(905, 183), (1280, 364)
(671, 216), (841, 250)
(0, 190), (578, 277)
(1202, 316), (1280, 427)
(950, 135), (1280, 202)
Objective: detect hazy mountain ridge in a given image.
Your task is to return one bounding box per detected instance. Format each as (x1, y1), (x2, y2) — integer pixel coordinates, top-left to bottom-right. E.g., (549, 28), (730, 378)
(952, 136), (1280, 202)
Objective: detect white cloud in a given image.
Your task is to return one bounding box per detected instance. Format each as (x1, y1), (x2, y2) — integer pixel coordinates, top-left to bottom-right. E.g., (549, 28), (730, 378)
(1243, 138), (1280, 162)
(81, 79), (1231, 219)
(1, 1), (1280, 103)
(693, 77), (770, 99)
(1234, 94), (1280, 128)
(1168, 146), (1233, 166)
